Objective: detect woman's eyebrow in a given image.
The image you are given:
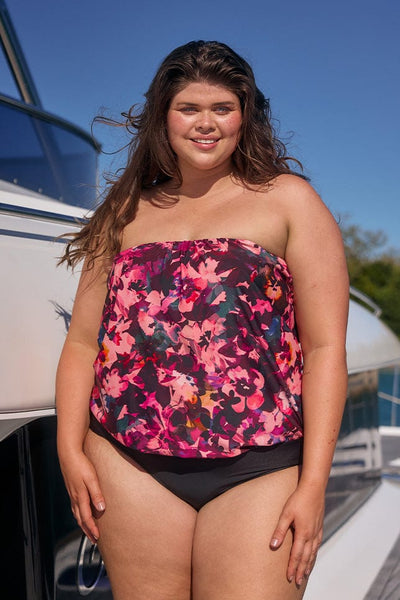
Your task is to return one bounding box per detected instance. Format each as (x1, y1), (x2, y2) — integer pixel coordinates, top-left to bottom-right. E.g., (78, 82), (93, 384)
(212, 101), (237, 107)
(174, 101), (238, 107)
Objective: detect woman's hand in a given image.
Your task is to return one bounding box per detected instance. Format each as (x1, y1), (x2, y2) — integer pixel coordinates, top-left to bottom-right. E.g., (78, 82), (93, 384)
(269, 483), (325, 586)
(59, 448), (106, 544)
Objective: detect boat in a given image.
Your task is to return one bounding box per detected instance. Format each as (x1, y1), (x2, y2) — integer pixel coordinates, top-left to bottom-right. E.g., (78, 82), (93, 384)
(0, 1), (112, 596)
(1, 1), (400, 596)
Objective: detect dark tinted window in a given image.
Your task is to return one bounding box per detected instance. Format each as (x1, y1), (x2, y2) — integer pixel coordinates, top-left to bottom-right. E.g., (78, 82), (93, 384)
(0, 100), (97, 208)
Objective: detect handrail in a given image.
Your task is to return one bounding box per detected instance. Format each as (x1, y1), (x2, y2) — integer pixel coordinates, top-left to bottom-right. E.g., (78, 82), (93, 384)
(0, 202), (89, 225)
(349, 286), (382, 317)
(378, 391), (400, 406)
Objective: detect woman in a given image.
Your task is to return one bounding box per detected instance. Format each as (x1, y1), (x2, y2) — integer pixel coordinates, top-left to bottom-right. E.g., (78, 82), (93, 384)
(56, 40), (349, 600)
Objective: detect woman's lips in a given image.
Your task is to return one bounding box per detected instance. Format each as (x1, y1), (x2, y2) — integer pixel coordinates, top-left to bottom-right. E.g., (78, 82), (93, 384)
(190, 137), (220, 149)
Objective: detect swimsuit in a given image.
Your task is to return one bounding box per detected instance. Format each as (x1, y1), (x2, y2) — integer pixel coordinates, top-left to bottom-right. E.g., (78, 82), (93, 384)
(90, 412), (302, 510)
(89, 238), (303, 507)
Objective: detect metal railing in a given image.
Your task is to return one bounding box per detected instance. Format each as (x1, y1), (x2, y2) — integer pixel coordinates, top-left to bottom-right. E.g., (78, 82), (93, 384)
(379, 366), (400, 427)
(349, 286), (382, 317)
(378, 391), (400, 427)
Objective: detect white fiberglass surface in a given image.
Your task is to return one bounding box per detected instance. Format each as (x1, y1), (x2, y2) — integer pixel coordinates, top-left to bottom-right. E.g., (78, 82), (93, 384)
(0, 184), (91, 218)
(304, 479), (400, 599)
(346, 300), (400, 374)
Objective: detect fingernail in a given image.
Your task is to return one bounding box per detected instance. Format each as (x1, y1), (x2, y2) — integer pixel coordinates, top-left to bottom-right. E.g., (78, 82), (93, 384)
(97, 502), (105, 511)
(270, 538), (279, 548)
(288, 576), (293, 583)
(297, 578), (303, 586)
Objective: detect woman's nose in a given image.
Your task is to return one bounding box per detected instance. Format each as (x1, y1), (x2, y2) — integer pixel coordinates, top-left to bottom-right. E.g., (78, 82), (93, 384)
(196, 110), (215, 131)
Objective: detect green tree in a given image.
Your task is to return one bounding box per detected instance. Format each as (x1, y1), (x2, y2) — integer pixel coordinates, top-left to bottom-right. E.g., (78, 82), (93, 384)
(339, 215), (400, 337)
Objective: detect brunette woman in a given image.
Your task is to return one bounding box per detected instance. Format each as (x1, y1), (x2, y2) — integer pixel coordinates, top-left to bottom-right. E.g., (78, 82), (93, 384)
(56, 40), (349, 600)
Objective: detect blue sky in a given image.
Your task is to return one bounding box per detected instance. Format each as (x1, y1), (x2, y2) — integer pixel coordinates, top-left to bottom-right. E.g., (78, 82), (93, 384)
(5, 0), (400, 251)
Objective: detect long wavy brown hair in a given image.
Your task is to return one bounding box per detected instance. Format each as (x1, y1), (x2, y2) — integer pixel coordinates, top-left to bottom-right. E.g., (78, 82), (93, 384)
(60, 40), (303, 269)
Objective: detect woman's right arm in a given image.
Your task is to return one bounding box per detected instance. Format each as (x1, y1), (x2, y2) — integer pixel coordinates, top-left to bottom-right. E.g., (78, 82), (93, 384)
(56, 259), (109, 543)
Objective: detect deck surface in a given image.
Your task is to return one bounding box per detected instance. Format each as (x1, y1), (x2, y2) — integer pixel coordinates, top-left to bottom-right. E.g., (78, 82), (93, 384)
(364, 530), (400, 600)
(364, 431), (400, 599)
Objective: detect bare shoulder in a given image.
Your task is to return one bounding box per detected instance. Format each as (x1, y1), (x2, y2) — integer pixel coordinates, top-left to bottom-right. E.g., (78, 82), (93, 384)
(266, 174), (342, 252)
(269, 174), (332, 217)
(250, 173), (335, 229)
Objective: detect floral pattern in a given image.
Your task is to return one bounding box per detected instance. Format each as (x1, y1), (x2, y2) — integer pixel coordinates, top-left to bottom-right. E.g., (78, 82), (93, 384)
(90, 238), (303, 457)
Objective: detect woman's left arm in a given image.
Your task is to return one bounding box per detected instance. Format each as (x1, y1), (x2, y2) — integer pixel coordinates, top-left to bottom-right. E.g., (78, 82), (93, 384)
(269, 176), (349, 586)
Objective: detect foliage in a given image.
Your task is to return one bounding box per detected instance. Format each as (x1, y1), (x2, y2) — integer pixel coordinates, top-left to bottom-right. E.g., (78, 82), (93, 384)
(339, 215), (400, 337)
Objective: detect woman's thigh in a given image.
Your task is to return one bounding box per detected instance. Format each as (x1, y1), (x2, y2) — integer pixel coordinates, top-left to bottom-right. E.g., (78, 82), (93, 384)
(84, 429), (197, 600)
(192, 466), (307, 600)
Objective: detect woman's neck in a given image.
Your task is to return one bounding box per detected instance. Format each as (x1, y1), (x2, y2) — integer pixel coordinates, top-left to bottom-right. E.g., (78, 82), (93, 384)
(166, 166), (237, 201)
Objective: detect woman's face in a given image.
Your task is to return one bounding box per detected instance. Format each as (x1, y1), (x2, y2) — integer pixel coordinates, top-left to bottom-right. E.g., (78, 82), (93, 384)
(166, 81), (242, 176)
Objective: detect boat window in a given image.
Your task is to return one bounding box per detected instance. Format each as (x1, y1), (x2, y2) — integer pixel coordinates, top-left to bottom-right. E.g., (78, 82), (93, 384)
(0, 42), (21, 100)
(0, 99), (98, 208)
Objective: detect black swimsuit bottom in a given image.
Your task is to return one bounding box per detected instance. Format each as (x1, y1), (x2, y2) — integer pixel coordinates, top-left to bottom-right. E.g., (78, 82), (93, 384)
(89, 414), (303, 511)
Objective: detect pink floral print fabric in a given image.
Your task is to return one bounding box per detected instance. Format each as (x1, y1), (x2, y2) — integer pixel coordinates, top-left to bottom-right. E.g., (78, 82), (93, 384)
(90, 238), (303, 458)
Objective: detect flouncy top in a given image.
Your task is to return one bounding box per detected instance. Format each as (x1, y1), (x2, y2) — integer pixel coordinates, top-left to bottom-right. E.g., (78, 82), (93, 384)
(90, 238), (303, 458)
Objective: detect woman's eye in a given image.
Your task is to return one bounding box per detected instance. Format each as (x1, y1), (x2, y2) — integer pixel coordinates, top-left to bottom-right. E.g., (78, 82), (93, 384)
(178, 106), (231, 114)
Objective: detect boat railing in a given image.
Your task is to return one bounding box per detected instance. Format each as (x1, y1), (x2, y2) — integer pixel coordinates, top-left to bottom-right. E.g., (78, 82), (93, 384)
(349, 286), (382, 317)
(378, 391), (400, 427)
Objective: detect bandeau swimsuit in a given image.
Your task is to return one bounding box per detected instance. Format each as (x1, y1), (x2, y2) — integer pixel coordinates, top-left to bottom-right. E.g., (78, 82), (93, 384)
(89, 238), (303, 509)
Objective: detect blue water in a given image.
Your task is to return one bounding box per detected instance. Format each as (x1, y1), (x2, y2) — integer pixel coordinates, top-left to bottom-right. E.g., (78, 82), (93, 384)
(379, 368), (400, 426)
